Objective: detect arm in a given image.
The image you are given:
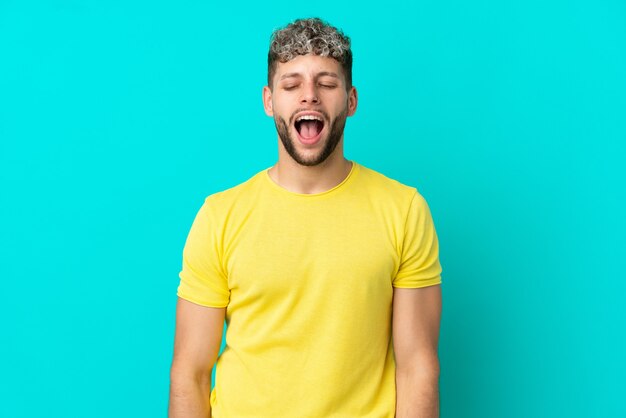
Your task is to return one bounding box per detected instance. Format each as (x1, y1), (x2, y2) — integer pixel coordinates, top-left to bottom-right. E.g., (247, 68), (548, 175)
(169, 297), (225, 418)
(392, 284), (442, 418)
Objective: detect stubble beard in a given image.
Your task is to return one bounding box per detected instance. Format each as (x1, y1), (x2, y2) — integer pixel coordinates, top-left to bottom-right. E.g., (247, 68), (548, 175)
(274, 107), (348, 167)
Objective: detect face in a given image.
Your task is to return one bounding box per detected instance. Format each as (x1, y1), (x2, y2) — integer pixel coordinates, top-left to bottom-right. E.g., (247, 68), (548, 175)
(263, 54), (358, 167)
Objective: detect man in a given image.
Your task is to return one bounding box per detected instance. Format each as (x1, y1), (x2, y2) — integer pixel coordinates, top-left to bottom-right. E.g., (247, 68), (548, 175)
(169, 17), (442, 418)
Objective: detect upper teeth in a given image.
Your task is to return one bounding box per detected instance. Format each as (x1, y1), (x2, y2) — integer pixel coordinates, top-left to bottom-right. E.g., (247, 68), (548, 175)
(296, 115), (323, 122)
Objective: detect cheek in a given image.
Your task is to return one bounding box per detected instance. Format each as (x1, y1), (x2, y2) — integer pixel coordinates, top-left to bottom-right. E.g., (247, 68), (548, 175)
(271, 100), (290, 117)
(329, 93), (349, 109)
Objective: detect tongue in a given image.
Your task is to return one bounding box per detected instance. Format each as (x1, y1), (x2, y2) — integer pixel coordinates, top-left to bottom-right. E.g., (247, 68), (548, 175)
(300, 120), (321, 139)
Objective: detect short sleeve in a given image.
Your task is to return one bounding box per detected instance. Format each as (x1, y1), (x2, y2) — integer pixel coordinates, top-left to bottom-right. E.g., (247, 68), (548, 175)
(177, 198), (230, 307)
(393, 190), (443, 288)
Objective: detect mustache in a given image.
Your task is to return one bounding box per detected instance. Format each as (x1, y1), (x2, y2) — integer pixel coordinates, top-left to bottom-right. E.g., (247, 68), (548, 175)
(288, 108), (330, 125)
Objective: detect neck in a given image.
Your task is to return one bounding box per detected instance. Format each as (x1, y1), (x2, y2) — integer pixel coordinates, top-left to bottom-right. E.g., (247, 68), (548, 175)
(267, 140), (353, 195)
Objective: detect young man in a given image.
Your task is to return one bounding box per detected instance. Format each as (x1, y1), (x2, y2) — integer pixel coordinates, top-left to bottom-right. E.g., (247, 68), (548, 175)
(169, 17), (443, 418)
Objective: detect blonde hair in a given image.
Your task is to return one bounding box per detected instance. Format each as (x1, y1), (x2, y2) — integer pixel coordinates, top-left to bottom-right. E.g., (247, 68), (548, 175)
(267, 17), (352, 89)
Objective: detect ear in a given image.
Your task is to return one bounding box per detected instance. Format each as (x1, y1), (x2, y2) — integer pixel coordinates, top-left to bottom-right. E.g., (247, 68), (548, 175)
(262, 85), (273, 117)
(347, 86), (358, 117)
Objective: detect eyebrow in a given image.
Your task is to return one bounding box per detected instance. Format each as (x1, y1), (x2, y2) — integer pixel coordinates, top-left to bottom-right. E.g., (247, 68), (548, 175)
(279, 71), (340, 80)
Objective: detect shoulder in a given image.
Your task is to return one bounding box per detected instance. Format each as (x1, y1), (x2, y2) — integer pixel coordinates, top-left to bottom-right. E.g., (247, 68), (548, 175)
(356, 162), (421, 207)
(201, 168), (266, 215)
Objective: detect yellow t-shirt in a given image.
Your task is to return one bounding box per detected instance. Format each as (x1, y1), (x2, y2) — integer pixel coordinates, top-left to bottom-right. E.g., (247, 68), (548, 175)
(177, 161), (442, 418)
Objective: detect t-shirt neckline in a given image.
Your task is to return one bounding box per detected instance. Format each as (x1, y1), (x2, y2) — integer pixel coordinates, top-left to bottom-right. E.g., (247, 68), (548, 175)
(263, 161), (359, 199)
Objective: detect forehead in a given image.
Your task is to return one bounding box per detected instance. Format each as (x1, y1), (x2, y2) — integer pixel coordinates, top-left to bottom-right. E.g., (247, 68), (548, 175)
(274, 54), (344, 81)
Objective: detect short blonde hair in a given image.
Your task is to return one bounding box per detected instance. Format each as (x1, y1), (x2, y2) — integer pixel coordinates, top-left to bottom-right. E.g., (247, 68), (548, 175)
(267, 17), (352, 90)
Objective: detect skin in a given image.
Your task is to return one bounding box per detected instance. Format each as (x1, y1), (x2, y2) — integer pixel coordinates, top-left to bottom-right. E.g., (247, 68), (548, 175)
(393, 284), (442, 418)
(169, 298), (224, 417)
(169, 52), (442, 418)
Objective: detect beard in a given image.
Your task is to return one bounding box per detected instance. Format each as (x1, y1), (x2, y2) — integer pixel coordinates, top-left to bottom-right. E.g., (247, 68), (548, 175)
(274, 106), (348, 167)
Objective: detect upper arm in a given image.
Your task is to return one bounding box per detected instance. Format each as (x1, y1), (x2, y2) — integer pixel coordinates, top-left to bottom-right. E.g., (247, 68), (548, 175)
(170, 297), (225, 382)
(392, 284), (442, 373)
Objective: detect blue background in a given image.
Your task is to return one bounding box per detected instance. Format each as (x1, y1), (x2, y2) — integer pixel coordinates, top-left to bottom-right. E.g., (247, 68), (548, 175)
(1, 1), (624, 417)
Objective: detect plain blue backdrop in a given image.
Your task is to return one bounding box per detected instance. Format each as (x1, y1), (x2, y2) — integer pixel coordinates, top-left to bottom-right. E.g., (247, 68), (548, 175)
(1, 1), (624, 417)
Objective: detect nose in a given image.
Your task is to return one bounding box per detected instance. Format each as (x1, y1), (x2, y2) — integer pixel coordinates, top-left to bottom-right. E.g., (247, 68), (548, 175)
(300, 81), (319, 105)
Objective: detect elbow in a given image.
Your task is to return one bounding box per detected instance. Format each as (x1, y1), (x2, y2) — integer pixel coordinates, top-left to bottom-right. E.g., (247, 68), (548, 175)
(396, 352), (440, 380)
(170, 363), (213, 390)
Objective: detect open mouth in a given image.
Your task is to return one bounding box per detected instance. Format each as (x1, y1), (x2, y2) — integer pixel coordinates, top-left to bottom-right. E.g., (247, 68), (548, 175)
(294, 114), (325, 144)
